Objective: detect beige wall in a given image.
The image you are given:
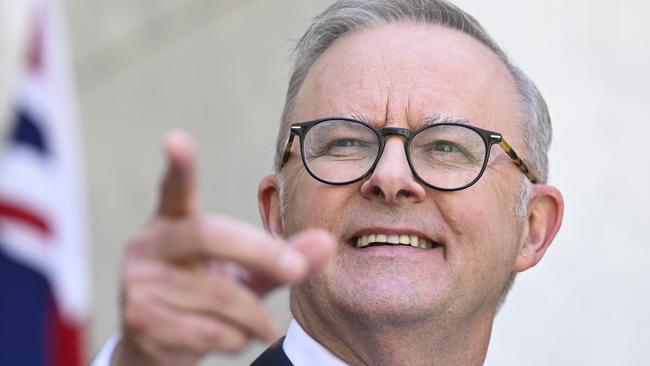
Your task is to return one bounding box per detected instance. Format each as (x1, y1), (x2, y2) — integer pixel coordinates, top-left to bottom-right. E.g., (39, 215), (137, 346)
(65, 1), (650, 365)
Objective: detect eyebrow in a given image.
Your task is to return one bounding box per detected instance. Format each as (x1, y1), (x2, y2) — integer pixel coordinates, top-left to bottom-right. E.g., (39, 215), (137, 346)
(328, 113), (473, 128)
(421, 114), (472, 126)
(333, 112), (373, 122)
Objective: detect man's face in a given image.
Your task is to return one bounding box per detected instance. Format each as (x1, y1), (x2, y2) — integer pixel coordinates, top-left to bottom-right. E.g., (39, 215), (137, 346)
(281, 23), (529, 329)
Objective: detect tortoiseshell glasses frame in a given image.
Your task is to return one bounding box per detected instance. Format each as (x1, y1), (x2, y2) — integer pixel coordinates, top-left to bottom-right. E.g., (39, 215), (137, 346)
(280, 117), (538, 192)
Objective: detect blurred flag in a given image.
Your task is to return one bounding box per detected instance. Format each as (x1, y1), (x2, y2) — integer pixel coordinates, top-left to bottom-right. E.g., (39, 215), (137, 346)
(0, 0), (31, 138)
(0, 0), (89, 365)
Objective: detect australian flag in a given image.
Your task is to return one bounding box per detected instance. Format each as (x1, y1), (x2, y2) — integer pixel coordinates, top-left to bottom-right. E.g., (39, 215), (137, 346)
(0, 0), (89, 365)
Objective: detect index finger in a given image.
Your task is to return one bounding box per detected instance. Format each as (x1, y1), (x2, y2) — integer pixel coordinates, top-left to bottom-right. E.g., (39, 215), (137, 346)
(157, 130), (198, 218)
(153, 215), (335, 283)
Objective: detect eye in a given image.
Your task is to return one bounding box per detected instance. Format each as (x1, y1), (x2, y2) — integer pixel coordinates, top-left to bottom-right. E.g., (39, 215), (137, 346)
(329, 138), (364, 148)
(320, 137), (375, 159)
(421, 139), (478, 165)
(432, 140), (461, 153)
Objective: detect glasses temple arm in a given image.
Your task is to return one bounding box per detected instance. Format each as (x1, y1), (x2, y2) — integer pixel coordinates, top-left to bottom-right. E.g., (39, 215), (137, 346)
(497, 139), (539, 184)
(280, 133), (297, 169)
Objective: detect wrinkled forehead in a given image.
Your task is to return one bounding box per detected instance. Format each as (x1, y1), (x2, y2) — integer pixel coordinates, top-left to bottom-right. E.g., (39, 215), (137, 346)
(292, 22), (523, 138)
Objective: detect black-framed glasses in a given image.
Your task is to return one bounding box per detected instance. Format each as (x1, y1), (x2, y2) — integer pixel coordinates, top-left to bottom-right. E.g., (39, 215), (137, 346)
(280, 117), (538, 191)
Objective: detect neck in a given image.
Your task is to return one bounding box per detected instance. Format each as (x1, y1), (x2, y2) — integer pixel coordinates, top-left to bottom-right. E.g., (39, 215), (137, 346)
(290, 292), (494, 366)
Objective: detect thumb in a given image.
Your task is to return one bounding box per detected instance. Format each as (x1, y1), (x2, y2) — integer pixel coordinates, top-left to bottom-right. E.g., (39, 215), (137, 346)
(157, 130), (198, 218)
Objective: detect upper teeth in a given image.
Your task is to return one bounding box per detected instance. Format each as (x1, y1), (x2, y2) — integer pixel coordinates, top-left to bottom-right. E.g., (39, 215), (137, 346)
(355, 234), (433, 249)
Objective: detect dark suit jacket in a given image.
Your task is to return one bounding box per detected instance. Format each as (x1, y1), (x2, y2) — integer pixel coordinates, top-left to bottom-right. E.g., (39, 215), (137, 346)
(250, 337), (293, 366)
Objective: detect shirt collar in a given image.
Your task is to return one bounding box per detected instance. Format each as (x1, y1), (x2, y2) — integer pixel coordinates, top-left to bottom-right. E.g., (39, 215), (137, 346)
(282, 319), (349, 366)
(282, 319), (490, 366)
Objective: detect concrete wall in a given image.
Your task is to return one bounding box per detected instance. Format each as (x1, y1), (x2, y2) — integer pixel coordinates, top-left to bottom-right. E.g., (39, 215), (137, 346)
(64, 0), (650, 365)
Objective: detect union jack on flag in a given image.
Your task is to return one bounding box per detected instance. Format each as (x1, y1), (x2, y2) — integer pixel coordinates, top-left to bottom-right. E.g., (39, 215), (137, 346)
(0, 0), (89, 364)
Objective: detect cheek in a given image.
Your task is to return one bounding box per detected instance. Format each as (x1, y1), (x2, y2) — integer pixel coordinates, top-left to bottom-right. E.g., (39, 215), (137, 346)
(282, 171), (355, 237)
(436, 187), (520, 272)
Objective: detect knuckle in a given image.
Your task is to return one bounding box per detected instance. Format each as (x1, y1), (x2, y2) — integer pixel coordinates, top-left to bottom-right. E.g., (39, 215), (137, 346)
(121, 269), (140, 298)
(121, 277), (159, 337)
(199, 325), (224, 349)
(220, 331), (249, 353)
(124, 301), (149, 335)
(122, 261), (143, 285)
(209, 281), (237, 307)
(198, 323), (249, 353)
(156, 266), (182, 288)
(121, 261), (160, 290)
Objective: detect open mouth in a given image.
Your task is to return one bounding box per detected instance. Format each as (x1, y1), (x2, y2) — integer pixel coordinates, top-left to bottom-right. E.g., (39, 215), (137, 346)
(353, 233), (437, 249)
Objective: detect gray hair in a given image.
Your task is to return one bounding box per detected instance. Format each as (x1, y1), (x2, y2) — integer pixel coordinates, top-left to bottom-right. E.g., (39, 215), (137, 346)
(274, 0), (552, 184)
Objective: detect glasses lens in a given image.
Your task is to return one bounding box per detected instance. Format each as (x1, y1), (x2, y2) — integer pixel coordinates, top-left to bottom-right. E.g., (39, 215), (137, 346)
(410, 124), (487, 189)
(303, 119), (379, 183)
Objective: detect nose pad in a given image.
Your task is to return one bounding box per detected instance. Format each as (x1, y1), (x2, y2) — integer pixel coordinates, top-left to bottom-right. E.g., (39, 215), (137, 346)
(360, 138), (426, 203)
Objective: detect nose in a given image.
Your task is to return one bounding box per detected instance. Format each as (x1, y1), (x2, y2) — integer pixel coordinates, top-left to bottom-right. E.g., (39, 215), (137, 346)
(360, 137), (426, 204)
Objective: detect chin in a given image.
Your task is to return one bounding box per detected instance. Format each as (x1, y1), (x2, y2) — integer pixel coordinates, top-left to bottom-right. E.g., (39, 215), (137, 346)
(325, 266), (452, 329)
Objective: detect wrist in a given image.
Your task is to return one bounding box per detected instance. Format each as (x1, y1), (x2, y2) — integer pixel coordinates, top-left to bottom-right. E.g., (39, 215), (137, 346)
(111, 335), (200, 366)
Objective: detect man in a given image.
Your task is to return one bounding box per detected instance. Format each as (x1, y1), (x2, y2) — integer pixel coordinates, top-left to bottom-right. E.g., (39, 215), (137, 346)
(94, 0), (564, 365)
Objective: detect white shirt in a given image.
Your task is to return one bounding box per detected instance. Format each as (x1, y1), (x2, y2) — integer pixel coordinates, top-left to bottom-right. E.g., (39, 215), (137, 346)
(283, 319), (349, 366)
(90, 332), (120, 366)
(91, 320), (489, 365)
(90, 320), (348, 366)
(285, 321), (491, 366)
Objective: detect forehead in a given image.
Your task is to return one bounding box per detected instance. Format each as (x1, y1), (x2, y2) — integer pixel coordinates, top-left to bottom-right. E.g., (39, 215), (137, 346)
(292, 22), (522, 136)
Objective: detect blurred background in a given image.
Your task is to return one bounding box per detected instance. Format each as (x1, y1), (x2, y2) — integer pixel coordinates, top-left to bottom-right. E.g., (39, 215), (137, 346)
(2, 0), (649, 365)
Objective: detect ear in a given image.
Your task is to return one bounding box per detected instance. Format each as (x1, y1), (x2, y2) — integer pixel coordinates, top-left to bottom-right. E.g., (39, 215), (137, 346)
(258, 174), (285, 238)
(513, 184), (564, 272)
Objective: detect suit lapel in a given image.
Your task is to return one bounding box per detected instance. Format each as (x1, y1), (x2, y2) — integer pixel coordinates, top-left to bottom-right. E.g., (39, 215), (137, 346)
(250, 337), (293, 366)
